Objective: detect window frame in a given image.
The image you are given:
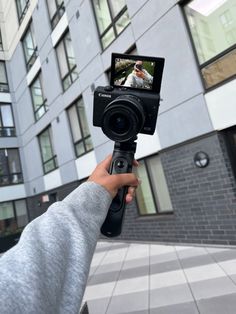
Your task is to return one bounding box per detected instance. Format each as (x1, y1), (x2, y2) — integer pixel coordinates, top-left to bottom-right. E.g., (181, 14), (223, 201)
(21, 22), (38, 72)
(46, 0), (66, 30)
(0, 29), (3, 51)
(135, 155), (173, 217)
(38, 126), (58, 174)
(0, 103), (16, 137)
(55, 30), (78, 91)
(0, 61), (10, 93)
(29, 72), (48, 121)
(0, 198), (29, 238)
(182, 0), (236, 91)
(91, 0), (130, 50)
(0, 148), (23, 186)
(67, 98), (93, 158)
(224, 126), (236, 180)
(15, 0), (30, 24)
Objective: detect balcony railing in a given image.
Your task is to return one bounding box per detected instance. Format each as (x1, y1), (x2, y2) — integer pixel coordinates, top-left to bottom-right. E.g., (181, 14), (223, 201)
(0, 173), (23, 186)
(0, 127), (16, 137)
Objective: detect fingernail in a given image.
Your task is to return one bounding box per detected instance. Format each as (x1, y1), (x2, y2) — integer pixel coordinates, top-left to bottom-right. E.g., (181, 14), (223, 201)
(138, 178), (142, 185)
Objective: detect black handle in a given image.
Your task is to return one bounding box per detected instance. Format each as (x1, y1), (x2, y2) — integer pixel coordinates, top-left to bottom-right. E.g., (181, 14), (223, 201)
(101, 142), (136, 237)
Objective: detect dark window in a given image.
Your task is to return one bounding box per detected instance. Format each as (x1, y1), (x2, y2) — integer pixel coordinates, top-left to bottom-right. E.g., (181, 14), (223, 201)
(38, 127), (57, 174)
(135, 156), (173, 216)
(0, 199), (28, 238)
(224, 126), (236, 179)
(92, 0), (130, 50)
(67, 98), (93, 157)
(0, 104), (16, 137)
(0, 61), (9, 93)
(184, 0), (236, 89)
(0, 149), (23, 186)
(22, 23), (38, 71)
(47, 0), (65, 29)
(15, 0), (30, 24)
(0, 29), (3, 51)
(30, 72), (48, 121)
(56, 31), (78, 91)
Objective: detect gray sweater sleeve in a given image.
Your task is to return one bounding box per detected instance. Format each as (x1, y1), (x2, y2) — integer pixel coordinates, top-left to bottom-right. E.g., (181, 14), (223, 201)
(0, 182), (112, 314)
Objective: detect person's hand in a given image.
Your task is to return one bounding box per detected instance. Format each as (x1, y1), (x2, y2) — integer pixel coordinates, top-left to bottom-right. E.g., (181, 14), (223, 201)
(135, 70), (145, 79)
(88, 155), (140, 203)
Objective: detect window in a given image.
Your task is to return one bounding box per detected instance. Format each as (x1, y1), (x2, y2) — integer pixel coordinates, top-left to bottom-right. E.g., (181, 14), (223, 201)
(0, 104), (15, 137)
(0, 62), (9, 92)
(184, 0), (236, 89)
(16, 0), (30, 24)
(22, 23), (38, 71)
(56, 31), (78, 91)
(135, 155), (173, 215)
(67, 98), (93, 157)
(47, 0), (65, 29)
(0, 149), (23, 186)
(92, 0), (130, 49)
(0, 29), (3, 51)
(38, 127), (57, 174)
(224, 126), (236, 179)
(0, 199), (28, 238)
(30, 73), (48, 121)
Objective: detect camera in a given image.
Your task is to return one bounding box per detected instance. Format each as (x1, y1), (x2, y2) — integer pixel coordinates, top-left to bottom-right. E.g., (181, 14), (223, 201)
(93, 53), (165, 237)
(93, 53), (165, 143)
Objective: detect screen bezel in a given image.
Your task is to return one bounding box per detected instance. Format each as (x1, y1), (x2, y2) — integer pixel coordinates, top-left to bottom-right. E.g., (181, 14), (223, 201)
(110, 53), (165, 94)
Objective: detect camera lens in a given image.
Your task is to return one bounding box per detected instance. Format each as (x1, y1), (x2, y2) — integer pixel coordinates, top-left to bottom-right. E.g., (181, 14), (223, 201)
(109, 114), (129, 134)
(101, 95), (145, 142)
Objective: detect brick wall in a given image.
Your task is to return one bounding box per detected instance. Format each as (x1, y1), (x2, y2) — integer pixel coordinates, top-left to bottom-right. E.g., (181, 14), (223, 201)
(120, 132), (236, 245)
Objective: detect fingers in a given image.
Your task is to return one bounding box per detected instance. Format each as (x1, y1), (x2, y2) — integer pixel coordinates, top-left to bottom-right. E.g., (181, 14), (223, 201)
(126, 186), (136, 203)
(113, 173), (140, 189)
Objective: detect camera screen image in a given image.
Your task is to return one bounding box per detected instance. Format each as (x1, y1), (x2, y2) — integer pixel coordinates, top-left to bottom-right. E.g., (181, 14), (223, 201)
(110, 53), (165, 93)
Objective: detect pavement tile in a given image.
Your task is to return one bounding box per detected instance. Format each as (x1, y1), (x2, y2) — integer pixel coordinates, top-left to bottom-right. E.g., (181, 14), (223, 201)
(83, 281), (116, 301)
(207, 248), (236, 262)
(190, 276), (236, 300)
(106, 290), (148, 314)
(86, 297), (111, 314)
(150, 301), (199, 314)
(184, 263), (226, 282)
(150, 269), (187, 290)
(113, 275), (149, 296)
(197, 293), (236, 314)
(178, 253), (214, 269)
(176, 246), (208, 258)
(150, 258), (181, 275)
(150, 283), (194, 308)
(218, 258), (236, 275)
(118, 263), (149, 280)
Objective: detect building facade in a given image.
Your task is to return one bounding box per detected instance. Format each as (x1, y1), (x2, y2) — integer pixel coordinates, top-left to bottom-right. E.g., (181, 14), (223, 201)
(0, 0), (236, 251)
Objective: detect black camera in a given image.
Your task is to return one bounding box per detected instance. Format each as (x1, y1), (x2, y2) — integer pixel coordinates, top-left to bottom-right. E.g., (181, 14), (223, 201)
(93, 53), (165, 143)
(93, 53), (165, 237)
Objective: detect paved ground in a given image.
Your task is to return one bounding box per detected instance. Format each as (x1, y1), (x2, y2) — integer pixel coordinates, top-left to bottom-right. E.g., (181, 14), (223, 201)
(82, 241), (236, 314)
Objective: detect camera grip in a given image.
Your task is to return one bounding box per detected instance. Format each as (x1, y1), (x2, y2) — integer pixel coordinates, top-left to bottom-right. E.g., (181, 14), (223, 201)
(101, 142), (136, 237)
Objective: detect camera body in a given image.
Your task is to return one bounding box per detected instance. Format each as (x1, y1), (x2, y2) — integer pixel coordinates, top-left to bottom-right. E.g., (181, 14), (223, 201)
(93, 85), (160, 142)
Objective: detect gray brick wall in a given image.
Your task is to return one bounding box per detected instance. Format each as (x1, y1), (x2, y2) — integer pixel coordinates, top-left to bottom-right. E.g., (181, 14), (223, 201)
(119, 132), (236, 245)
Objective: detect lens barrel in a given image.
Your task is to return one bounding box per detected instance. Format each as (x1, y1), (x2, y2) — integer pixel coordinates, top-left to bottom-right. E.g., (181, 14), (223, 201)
(101, 95), (145, 142)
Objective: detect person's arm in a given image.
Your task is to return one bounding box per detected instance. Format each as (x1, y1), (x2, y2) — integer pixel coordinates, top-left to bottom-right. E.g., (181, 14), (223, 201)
(0, 156), (139, 314)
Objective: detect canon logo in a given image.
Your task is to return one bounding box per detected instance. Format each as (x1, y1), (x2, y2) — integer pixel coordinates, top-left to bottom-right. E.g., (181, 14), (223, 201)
(98, 93), (112, 98)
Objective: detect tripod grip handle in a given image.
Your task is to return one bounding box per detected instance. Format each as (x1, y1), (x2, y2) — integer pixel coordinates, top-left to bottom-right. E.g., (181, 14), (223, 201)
(101, 147), (135, 237)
